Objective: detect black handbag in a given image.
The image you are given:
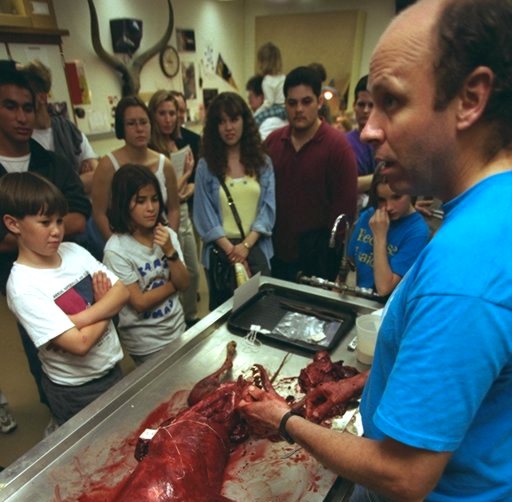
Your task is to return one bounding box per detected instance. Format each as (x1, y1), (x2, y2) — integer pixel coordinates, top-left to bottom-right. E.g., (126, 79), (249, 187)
(207, 178), (269, 309)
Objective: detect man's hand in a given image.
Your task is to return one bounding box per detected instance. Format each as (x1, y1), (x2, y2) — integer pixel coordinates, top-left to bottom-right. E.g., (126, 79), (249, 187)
(79, 158), (96, 174)
(369, 208), (390, 240)
(178, 183), (194, 202)
(92, 271), (112, 302)
(238, 385), (290, 435)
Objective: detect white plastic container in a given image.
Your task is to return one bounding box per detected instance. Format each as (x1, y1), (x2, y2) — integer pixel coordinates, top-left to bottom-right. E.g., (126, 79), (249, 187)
(356, 314), (381, 365)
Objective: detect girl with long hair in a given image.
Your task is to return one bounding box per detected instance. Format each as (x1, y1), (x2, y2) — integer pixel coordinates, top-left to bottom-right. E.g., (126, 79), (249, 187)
(103, 164), (189, 366)
(193, 92), (276, 309)
(348, 165), (430, 296)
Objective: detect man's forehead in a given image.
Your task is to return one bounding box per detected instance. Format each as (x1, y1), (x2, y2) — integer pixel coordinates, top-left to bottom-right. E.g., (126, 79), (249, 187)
(368, 4), (438, 90)
(286, 85), (317, 99)
(0, 84), (33, 102)
(356, 91), (373, 103)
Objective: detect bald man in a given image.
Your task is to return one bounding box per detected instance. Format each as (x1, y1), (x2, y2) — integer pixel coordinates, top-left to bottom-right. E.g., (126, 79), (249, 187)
(239, 1), (512, 500)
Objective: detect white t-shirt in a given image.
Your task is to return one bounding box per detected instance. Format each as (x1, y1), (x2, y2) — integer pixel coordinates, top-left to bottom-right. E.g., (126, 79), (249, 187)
(6, 242), (123, 386)
(0, 153), (30, 173)
(103, 228), (185, 356)
(262, 74), (286, 107)
(32, 128), (97, 165)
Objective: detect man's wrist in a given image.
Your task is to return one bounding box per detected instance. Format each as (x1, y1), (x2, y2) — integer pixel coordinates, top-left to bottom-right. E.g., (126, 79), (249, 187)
(278, 410), (301, 444)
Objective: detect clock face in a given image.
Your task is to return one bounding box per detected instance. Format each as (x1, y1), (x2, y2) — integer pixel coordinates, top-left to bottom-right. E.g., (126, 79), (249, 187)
(159, 46), (180, 78)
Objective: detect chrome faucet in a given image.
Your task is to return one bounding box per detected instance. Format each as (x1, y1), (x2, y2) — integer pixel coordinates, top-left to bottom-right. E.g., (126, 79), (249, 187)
(329, 214), (351, 283)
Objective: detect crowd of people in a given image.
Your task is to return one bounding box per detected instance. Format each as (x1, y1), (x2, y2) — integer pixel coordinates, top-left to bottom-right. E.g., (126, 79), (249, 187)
(1, 0), (511, 497)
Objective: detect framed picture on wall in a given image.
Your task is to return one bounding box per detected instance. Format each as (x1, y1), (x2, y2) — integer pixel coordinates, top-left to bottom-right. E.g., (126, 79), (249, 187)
(176, 29), (196, 52)
(182, 61), (197, 100)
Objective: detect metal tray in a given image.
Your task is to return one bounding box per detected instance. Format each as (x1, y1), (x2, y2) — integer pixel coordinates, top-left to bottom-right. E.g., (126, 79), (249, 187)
(228, 286), (355, 352)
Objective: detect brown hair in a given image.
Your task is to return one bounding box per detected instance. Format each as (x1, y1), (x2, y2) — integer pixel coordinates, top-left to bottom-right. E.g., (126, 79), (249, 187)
(108, 164), (166, 234)
(148, 90), (179, 156)
(433, 0), (512, 152)
(21, 59), (52, 94)
(0, 172), (67, 232)
(257, 42), (283, 76)
(201, 92), (266, 180)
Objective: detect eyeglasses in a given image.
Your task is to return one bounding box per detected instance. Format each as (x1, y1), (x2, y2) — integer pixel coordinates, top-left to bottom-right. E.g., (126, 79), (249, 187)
(125, 118), (150, 127)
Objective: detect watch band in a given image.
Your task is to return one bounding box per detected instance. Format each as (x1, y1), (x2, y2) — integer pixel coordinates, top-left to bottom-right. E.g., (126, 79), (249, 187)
(165, 251), (180, 261)
(278, 410), (300, 444)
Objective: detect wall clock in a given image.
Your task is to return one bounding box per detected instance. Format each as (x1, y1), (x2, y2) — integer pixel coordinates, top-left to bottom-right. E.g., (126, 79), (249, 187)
(159, 45), (180, 78)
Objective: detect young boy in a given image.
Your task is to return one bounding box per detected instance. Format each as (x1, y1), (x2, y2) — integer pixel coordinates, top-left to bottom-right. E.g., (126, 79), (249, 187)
(0, 172), (129, 426)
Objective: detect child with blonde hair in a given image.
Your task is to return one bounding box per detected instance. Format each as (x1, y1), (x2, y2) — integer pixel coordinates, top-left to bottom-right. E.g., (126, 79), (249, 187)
(254, 42), (287, 131)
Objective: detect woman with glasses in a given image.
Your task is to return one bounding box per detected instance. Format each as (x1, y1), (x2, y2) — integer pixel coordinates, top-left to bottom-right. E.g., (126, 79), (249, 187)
(92, 96), (180, 244)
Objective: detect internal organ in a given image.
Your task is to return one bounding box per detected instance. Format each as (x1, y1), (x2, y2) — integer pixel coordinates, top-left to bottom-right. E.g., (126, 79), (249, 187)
(113, 346), (366, 500)
(113, 379), (245, 501)
(296, 351), (368, 422)
(187, 340), (237, 406)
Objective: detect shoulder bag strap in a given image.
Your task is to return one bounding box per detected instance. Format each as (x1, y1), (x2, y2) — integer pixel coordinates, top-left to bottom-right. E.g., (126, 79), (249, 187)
(219, 177), (245, 240)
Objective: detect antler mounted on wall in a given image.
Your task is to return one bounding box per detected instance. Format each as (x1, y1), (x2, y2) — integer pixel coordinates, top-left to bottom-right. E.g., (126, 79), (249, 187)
(86, 0), (174, 96)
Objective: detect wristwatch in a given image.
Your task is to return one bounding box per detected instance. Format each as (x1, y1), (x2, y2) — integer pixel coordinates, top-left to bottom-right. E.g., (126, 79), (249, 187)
(165, 250), (180, 261)
(243, 241), (251, 250)
(278, 410), (300, 444)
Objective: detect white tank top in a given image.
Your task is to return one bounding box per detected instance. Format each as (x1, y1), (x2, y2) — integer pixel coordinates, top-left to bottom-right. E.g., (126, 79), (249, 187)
(107, 152), (168, 206)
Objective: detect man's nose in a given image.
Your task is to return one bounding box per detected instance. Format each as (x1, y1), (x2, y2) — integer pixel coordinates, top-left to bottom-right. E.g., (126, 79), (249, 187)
(360, 114), (384, 145)
(15, 107), (28, 122)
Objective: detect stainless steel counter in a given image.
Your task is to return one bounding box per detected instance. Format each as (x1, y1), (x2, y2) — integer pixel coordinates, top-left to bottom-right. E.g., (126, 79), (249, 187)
(0, 277), (380, 502)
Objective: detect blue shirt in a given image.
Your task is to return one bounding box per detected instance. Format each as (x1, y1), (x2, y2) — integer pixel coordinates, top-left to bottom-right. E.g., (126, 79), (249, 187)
(346, 129), (376, 176)
(348, 207), (429, 290)
(360, 172), (512, 500)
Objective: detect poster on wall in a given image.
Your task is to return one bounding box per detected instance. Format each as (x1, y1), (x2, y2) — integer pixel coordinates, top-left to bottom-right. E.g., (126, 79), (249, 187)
(176, 29), (196, 52)
(182, 61), (197, 100)
(216, 54), (238, 90)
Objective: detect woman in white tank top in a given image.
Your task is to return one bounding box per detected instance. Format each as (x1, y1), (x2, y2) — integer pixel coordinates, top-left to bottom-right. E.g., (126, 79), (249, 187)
(91, 96), (179, 243)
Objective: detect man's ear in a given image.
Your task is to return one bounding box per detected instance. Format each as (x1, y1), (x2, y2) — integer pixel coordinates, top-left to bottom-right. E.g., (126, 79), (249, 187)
(456, 66), (494, 131)
(2, 214), (21, 235)
(317, 94), (324, 110)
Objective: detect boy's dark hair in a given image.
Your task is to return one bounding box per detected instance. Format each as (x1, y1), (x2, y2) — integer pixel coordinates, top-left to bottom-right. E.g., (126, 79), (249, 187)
(354, 75), (369, 101)
(0, 70), (35, 104)
(283, 66), (322, 98)
(308, 62), (327, 83)
(201, 92), (266, 180)
(114, 95), (150, 140)
(21, 60), (52, 94)
(0, 172), (68, 232)
(108, 164), (166, 234)
(245, 75), (263, 96)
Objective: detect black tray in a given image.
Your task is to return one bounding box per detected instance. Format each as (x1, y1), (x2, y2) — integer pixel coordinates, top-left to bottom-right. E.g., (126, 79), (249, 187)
(227, 287), (355, 352)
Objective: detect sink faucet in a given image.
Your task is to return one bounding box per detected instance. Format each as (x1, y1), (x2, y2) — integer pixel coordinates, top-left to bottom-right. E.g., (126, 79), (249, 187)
(329, 214), (351, 283)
